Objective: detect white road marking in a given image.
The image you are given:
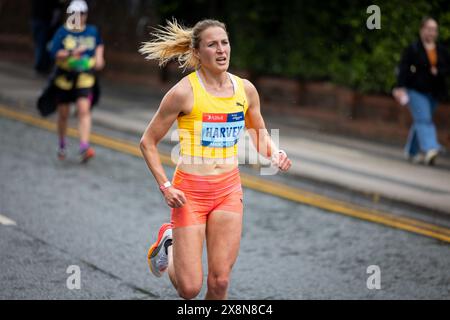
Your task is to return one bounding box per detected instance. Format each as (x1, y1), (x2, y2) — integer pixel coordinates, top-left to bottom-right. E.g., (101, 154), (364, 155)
(0, 214), (17, 226)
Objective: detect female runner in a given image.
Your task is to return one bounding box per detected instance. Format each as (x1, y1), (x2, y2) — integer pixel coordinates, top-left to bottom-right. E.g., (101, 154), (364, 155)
(139, 19), (292, 300)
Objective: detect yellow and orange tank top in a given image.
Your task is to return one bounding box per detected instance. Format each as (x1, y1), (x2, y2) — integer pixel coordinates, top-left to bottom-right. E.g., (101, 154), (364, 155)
(177, 71), (249, 159)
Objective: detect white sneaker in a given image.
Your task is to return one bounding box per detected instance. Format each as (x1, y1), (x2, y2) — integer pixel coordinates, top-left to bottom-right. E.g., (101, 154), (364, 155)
(147, 223), (172, 277)
(406, 153), (424, 164)
(424, 149), (439, 166)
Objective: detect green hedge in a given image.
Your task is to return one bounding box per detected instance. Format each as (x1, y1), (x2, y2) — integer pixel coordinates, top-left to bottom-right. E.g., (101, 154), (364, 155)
(157, 0), (450, 94)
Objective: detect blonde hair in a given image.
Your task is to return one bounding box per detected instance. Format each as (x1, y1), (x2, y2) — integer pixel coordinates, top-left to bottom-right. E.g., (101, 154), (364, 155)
(139, 19), (227, 70)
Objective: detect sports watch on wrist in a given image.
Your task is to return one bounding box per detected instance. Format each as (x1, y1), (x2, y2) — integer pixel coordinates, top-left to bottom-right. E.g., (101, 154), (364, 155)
(159, 181), (172, 192)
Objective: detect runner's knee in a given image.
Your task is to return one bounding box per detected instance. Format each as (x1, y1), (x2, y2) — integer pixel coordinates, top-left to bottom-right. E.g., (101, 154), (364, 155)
(58, 105), (70, 118)
(177, 282), (202, 300)
(207, 274), (229, 295)
(77, 105), (90, 118)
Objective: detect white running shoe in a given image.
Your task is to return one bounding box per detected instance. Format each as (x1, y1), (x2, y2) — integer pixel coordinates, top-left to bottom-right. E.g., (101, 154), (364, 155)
(406, 152), (424, 164)
(424, 149), (439, 166)
(147, 223), (172, 277)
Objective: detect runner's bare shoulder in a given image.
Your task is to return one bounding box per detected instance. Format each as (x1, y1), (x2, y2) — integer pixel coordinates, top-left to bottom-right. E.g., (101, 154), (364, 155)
(162, 75), (194, 116)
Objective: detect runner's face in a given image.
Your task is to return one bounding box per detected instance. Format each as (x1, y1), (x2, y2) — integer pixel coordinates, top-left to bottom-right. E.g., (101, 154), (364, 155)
(196, 27), (230, 73)
(67, 12), (87, 28)
(80, 13), (88, 26)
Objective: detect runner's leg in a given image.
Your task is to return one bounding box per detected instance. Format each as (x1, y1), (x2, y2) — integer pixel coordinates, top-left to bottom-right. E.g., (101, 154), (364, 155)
(76, 97), (91, 147)
(57, 103), (70, 159)
(205, 209), (243, 300)
(169, 224), (206, 299)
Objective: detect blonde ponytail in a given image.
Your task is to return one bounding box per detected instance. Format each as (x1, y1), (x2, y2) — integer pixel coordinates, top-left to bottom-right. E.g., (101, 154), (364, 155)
(139, 19), (197, 70)
(139, 19), (227, 70)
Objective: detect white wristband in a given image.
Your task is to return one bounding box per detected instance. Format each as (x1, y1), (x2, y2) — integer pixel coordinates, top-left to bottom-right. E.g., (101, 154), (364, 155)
(271, 149), (286, 163)
(159, 181), (172, 192)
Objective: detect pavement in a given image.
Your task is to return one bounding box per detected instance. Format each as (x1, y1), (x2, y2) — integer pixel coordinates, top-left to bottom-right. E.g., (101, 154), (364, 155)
(1, 60), (450, 217)
(2, 115), (450, 299)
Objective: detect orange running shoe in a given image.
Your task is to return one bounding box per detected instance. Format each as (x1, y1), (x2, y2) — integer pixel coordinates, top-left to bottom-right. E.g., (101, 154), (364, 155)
(80, 146), (95, 163)
(148, 223), (172, 277)
(57, 147), (67, 160)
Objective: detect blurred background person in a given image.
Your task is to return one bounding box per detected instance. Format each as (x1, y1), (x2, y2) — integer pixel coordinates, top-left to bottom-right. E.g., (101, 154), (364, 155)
(393, 17), (450, 166)
(50, 0), (105, 162)
(31, 0), (66, 75)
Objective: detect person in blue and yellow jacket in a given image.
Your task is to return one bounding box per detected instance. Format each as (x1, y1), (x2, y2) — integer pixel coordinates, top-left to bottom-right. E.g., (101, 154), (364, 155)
(50, 0), (105, 162)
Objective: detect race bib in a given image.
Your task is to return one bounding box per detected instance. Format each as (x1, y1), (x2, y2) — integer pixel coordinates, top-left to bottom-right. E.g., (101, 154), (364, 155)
(201, 112), (245, 147)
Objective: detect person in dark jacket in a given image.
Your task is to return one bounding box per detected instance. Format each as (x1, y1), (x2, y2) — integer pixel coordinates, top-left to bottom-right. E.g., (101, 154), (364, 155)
(393, 17), (449, 165)
(31, 0), (66, 75)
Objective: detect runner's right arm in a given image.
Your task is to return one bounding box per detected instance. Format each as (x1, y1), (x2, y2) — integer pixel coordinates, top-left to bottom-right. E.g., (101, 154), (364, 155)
(140, 79), (191, 208)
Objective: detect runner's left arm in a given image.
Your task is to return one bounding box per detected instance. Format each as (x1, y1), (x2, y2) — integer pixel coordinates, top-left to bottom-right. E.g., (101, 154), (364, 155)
(94, 45), (105, 71)
(94, 27), (105, 71)
(243, 79), (292, 172)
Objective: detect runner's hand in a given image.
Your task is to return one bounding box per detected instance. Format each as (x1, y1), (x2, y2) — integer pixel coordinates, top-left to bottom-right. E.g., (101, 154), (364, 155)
(162, 187), (187, 208)
(73, 45), (87, 57)
(95, 56), (105, 71)
(272, 150), (292, 172)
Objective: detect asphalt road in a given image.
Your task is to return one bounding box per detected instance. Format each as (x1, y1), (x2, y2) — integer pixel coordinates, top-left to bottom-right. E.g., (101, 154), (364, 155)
(1, 116), (449, 299)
